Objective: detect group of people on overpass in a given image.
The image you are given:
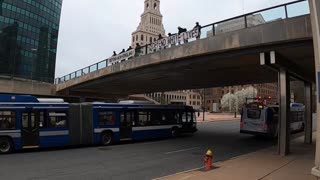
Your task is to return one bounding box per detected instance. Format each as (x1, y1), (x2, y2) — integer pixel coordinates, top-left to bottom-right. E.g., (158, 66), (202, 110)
(111, 22), (202, 57)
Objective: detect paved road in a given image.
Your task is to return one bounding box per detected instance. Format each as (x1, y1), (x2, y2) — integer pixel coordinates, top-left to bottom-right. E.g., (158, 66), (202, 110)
(0, 121), (276, 180)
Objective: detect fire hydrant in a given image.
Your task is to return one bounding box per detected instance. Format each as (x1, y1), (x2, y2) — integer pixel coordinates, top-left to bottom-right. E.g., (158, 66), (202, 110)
(204, 149), (213, 171)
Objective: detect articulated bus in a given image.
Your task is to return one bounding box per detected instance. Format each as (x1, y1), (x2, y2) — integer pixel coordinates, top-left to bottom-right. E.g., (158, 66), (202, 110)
(240, 99), (305, 137)
(0, 95), (197, 154)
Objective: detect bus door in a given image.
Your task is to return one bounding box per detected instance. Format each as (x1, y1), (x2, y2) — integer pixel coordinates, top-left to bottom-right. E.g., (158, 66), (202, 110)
(119, 111), (133, 140)
(21, 110), (40, 148)
(181, 111), (193, 130)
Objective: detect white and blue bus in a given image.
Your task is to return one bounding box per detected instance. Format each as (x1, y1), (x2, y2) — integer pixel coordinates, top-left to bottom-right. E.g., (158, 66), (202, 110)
(0, 95), (197, 154)
(240, 100), (305, 137)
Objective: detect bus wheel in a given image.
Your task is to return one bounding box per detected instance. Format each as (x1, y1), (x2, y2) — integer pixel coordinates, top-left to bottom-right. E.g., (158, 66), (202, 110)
(171, 128), (179, 138)
(0, 137), (13, 154)
(101, 132), (113, 146)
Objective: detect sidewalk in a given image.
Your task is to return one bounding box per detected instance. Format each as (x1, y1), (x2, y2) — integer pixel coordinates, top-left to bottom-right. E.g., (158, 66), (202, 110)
(197, 113), (240, 123)
(160, 135), (316, 180)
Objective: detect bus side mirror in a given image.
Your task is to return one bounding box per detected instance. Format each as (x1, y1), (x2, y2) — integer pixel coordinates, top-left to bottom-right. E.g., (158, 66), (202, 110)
(197, 112), (200, 117)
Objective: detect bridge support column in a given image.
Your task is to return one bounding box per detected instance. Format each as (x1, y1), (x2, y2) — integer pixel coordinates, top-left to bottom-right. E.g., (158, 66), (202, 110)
(310, 0), (320, 177)
(304, 82), (312, 144)
(278, 68), (291, 156)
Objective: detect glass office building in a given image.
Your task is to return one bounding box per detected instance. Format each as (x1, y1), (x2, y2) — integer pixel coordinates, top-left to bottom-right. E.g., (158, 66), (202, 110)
(0, 0), (62, 83)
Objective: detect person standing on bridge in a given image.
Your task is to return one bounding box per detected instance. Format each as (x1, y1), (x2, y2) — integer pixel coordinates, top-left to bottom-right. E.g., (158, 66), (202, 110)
(126, 46), (133, 51)
(127, 46), (133, 60)
(168, 33), (176, 47)
(178, 27), (188, 44)
(135, 43), (141, 57)
(194, 22), (202, 40)
(120, 49), (125, 54)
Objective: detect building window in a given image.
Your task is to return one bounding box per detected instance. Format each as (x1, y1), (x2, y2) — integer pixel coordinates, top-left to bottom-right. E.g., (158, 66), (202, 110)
(141, 34), (144, 41)
(132, 36), (135, 42)
(150, 37), (152, 43)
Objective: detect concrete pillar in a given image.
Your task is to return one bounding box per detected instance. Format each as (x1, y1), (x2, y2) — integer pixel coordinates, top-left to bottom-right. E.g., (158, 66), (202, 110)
(305, 82), (312, 144)
(309, 0), (320, 177)
(278, 68), (291, 156)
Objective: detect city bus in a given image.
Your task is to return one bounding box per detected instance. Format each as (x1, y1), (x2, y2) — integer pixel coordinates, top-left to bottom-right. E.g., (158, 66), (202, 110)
(240, 99), (305, 137)
(0, 95), (197, 154)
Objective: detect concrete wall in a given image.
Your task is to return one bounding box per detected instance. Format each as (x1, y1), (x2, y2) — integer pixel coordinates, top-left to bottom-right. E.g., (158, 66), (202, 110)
(0, 76), (55, 96)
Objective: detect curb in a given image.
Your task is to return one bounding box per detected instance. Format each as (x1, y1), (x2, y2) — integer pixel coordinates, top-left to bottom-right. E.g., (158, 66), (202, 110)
(153, 148), (271, 180)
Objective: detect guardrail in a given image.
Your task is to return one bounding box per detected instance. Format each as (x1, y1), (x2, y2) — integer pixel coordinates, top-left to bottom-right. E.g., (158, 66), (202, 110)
(55, 0), (309, 85)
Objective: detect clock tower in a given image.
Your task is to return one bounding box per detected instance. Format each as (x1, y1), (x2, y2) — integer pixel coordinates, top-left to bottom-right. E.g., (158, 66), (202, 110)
(132, 0), (166, 48)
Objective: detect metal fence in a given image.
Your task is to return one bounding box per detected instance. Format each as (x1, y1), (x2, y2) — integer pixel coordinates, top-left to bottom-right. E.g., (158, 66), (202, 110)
(55, 0), (309, 85)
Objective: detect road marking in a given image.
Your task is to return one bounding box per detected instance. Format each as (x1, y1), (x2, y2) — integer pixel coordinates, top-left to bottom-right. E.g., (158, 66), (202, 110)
(165, 147), (200, 155)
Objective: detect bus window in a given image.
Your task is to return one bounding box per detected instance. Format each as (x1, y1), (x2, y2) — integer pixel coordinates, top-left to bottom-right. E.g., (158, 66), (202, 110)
(187, 112), (192, 122)
(99, 111), (116, 126)
(247, 109), (261, 119)
(39, 111), (47, 128)
(169, 112), (179, 124)
(126, 112), (136, 126)
(174, 113), (180, 124)
(138, 111), (151, 126)
(150, 111), (162, 125)
(22, 113), (28, 128)
(182, 113), (187, 123)
(48, 112), (67, 128)
(22, 113), (36, 129)
(0, 111), (16, 130)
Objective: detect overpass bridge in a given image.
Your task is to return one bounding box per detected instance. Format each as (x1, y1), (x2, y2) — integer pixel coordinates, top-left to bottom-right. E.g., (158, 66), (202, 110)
(54, 0), (318, 160)
(56, 15), (313, 97)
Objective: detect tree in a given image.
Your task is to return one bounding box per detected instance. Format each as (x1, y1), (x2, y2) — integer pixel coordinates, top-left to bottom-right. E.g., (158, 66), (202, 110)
(221, 86), (258, 112)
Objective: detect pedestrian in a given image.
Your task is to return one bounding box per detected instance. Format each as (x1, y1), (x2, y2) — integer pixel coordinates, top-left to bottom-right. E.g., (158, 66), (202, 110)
(168, 33), (176, 47)
(126, 46), (133, 51)
(178, 26), (188, 44)
(112, 51), (117, 56)
(194, 22), (202, 40)
(135, 43), (141, 56)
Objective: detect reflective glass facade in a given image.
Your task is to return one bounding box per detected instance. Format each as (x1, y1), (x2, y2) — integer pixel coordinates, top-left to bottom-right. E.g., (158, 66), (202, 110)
(0, 0), (62, 83)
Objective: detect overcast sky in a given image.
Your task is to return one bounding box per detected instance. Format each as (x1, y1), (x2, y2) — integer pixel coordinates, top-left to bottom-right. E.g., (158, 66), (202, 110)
(55, 0), (296, 78)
